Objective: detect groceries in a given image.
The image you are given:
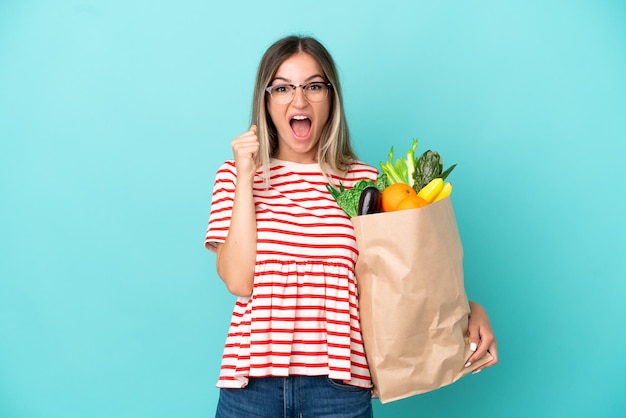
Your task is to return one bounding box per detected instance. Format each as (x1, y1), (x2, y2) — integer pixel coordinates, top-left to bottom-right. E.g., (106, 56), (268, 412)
(328, 138), (456, 217)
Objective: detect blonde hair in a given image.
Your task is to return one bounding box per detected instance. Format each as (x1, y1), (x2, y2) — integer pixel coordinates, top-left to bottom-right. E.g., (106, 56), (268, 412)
(250, 35), (356, 182)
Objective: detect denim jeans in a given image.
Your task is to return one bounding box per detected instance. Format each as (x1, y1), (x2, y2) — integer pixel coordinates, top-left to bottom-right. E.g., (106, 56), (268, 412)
(215, 376), (373, 418)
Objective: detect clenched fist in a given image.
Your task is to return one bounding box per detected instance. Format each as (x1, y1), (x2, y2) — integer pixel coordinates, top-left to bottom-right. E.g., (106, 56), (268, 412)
(231, 125), (261, 180)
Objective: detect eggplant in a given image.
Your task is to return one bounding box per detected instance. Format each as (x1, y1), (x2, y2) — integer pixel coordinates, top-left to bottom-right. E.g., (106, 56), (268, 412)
(357, 186), (382, 216)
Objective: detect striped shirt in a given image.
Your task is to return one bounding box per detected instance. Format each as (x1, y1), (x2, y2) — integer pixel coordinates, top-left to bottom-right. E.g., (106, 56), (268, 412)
(205, 158), (378, 389)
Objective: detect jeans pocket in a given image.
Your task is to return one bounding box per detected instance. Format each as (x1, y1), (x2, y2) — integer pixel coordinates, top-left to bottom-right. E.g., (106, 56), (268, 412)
(326, 378), (368, 392)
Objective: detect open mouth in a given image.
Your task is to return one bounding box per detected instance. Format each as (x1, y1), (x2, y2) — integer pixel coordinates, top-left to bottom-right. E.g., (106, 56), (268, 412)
(290, 115), (312, 139)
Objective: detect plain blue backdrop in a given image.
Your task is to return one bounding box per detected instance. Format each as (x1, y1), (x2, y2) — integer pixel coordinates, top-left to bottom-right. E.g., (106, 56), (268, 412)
(1, 1), (625, 417)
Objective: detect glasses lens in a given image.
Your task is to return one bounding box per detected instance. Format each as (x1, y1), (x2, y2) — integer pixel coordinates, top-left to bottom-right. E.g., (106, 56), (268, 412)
(269, 85), (293, 104)
(304, 82), (329, 102)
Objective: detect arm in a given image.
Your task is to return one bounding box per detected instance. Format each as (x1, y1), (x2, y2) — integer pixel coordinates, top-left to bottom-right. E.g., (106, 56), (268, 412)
(216, 126), (260, 297)
(465, 301), (499, 372)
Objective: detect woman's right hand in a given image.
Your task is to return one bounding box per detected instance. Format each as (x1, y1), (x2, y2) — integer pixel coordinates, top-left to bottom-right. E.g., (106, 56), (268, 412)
(231, 125), (260, 180)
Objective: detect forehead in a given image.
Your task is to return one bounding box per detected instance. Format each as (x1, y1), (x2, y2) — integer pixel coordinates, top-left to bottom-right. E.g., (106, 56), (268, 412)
(274, 52), (325, 81)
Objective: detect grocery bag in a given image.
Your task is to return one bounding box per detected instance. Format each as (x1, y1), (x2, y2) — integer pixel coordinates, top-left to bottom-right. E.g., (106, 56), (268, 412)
(351, 197), (492, 403)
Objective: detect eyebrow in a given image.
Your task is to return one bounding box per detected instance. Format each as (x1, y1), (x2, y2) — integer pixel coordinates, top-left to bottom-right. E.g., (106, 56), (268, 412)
(270, 74), (326, 84)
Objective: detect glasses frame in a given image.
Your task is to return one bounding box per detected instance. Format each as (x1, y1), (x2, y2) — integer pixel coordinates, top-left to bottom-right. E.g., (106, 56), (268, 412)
(265, 82), (333, 104)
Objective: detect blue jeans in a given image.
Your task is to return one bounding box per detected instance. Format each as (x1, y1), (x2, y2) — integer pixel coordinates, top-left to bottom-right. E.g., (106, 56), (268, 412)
(215, 376), (373, 418)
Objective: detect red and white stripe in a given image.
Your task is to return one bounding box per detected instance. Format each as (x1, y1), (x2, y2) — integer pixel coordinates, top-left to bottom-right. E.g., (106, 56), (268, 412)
(205, 159), (377, 389)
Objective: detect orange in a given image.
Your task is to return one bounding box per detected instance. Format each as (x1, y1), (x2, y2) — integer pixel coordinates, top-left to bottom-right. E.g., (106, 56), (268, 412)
(381, 183), (417, 212)
(396, 195), (429, 211)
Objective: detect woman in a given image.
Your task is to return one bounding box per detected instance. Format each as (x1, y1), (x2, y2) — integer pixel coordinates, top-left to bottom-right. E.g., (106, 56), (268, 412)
(205, 35), (498, 418)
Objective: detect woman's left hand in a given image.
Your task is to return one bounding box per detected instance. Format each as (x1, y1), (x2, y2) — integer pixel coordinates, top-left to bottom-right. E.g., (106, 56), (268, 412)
(465, 301), (498, 373)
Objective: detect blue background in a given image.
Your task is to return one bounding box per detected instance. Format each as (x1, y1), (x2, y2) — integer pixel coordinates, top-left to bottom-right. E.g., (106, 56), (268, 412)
(1, 1), (625, 417)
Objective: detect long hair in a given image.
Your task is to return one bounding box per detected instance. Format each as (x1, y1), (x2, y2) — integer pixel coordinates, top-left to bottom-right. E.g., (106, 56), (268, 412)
(251, 35), (356, 182)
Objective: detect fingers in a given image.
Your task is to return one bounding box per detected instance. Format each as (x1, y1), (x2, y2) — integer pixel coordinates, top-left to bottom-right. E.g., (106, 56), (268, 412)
(467, 317), (480, 354)
(464, 320), (482, 368)
(231, 125), (260, 177)
(464, 302), (498, 373)
(232, 125), (258, 151)
(468, 327), (494, 364)
(481, 340), (499, 370)
(469, 338), (498, 374)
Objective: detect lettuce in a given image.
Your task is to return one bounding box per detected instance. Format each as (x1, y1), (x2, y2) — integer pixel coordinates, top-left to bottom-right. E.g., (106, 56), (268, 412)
(326, 179), (376, 218)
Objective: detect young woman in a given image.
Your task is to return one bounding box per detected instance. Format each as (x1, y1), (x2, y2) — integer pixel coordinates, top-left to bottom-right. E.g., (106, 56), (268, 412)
(205, 35), (498, 418)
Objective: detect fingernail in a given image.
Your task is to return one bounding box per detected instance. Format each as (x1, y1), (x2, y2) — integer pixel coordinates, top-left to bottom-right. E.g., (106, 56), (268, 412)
(464, 361), (472, 368)
(472, 369), (482, 375)
(470, 342), (477, 352)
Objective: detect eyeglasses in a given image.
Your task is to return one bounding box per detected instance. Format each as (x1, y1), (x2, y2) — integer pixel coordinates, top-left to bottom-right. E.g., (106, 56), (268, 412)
(265, 82), (332, 104)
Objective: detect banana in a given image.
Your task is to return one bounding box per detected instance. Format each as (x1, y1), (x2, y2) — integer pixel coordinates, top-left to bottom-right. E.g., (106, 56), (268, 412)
(433, 182), (452, 202)
(417, 178), (444, 203)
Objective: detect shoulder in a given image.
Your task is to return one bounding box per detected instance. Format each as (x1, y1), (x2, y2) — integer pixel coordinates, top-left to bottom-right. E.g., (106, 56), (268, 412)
(215, 159), (236, 173)
(345, 161), (379, 181)
(209, 160), (239, 191)
(214, 160), (237, 179)
(326, 160), (378, 188)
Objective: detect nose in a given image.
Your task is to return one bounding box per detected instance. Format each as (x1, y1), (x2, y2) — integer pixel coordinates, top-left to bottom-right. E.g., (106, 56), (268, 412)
(291, 86), (308, 107)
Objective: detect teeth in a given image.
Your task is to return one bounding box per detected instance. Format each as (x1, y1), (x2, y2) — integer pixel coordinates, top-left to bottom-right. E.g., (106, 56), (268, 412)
(292, 115), (309, 120)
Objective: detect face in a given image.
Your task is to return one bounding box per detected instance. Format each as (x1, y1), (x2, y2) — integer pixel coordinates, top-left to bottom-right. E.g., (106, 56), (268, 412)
(267, 52), (331, 163)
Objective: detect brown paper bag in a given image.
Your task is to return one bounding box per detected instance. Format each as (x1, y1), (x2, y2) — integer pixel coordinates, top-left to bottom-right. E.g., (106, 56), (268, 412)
(351, 198), (492, 403)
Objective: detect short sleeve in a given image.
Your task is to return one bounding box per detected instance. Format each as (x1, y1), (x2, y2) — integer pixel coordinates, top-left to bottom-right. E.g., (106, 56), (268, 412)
(204, 160), (237, 252)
